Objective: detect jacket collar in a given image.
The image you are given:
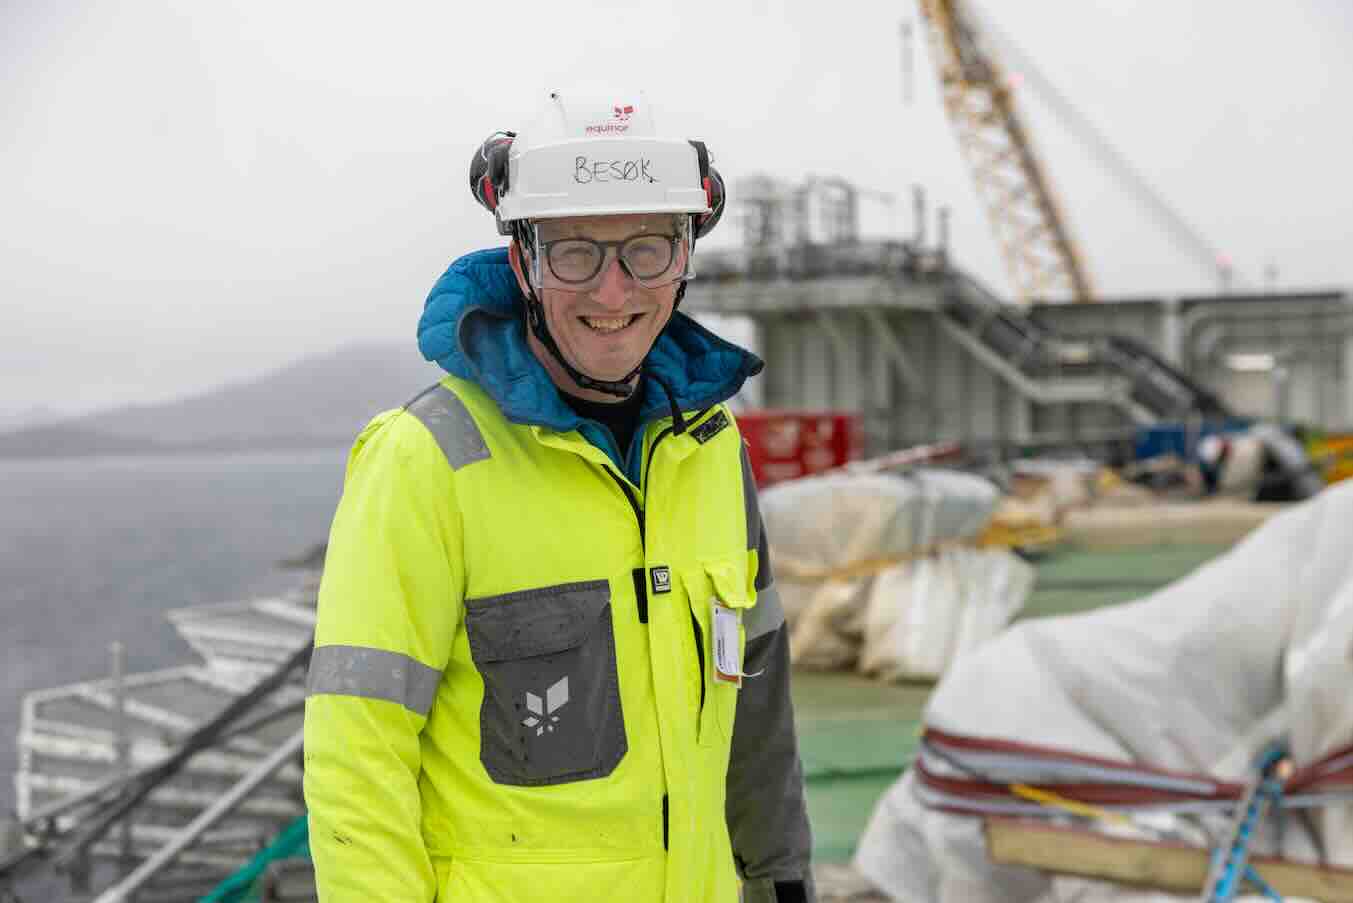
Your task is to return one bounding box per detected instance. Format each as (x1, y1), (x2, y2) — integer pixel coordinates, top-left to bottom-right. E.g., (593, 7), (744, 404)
(416, 247), (763, 435)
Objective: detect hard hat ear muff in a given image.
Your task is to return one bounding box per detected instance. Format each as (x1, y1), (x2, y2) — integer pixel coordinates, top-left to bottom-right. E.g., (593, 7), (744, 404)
(687, 140), (725, 240)
(697, 166), (726, 239)
(469, 131), (516, 232)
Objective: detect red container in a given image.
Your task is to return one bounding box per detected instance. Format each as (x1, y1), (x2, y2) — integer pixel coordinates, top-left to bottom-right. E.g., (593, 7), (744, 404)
(736, 410), (862, 487)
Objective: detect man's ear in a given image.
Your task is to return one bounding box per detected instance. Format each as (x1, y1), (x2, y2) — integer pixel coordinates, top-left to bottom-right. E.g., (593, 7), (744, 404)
(508, 241), (532, 298)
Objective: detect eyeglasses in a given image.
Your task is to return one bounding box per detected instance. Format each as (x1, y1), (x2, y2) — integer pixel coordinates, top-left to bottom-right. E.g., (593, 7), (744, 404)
(529, 219), (693, 292)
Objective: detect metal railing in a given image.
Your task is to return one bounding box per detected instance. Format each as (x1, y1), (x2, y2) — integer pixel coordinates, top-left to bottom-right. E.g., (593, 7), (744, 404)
(1, 642), (312, 900)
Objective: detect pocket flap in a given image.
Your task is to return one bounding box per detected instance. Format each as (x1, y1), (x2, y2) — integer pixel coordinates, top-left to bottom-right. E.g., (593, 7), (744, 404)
(465, 580), (611, 662)
(684, 558), (755, 610)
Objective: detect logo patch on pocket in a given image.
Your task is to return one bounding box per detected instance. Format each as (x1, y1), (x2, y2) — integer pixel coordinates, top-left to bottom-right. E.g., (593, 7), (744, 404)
(650, 566), (672, 595)
(522, 676), (569, 736)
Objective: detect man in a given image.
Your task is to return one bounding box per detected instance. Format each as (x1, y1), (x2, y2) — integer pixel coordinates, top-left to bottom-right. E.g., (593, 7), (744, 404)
(303, 92), (814, 902)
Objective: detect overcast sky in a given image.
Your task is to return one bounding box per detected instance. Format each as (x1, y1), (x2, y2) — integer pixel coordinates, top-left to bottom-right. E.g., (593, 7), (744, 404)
(3, 0), (1351, 418)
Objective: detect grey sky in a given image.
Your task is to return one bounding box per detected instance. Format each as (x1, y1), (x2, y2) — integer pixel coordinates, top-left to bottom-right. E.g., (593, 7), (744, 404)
(3, 0), (1351, 417)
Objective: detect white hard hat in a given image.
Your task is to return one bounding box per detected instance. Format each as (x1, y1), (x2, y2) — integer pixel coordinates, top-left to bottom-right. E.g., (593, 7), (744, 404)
(476, 92), (715, 227)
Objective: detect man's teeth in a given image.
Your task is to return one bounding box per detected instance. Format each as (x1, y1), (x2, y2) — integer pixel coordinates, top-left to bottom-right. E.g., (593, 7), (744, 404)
(582, 315), (637, 333)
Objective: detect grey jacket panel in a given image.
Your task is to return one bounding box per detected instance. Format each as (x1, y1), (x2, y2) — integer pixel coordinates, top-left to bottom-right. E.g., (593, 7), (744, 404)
(740, 442), (761, 553)
(725, 626), (815, 898)
(743, 450), (785, 640)
(404, 383), (491, 470)
(753, 510), (775, 592)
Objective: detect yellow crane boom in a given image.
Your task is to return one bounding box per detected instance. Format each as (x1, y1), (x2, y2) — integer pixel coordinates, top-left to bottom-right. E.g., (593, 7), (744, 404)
(917, 0), (1095, 302)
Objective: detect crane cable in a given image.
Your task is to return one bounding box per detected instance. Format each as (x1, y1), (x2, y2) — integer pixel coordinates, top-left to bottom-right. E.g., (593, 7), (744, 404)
(963, 3), (1250, 290)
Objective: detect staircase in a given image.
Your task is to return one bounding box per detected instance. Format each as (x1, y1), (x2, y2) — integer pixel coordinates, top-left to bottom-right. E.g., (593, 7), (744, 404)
(940, 273), (1232, 426)
(7, 585), (316, 901)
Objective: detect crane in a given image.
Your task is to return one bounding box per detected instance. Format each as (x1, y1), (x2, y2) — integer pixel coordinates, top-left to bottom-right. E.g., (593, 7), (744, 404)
(914, 0), (1093, 303)
(912, 0), (1244, 302)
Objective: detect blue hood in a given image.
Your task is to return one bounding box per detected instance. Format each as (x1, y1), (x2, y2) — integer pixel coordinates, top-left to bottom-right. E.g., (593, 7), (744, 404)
(417, 247), (763, 467)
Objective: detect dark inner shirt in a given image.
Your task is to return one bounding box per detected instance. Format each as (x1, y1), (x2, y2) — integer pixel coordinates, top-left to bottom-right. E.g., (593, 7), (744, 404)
(560, 385), (645, 459)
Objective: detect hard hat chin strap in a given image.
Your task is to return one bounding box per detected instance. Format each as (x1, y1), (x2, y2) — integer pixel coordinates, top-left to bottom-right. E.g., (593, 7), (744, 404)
(521, 281), (643, 399)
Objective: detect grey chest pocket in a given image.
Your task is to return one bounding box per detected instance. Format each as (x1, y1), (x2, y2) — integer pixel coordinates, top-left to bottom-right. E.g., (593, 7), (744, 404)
(464, 580), (627, 786)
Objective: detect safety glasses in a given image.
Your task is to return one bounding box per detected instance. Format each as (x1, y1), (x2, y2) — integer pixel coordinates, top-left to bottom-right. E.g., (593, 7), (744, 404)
(528, 218), (694, 292)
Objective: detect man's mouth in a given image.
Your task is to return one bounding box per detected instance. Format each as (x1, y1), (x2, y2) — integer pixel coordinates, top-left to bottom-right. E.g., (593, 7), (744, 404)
(580, 313), (644, 334)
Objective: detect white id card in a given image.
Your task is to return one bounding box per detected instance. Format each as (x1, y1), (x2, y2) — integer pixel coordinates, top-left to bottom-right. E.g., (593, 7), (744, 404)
(712, 601), (743, 686)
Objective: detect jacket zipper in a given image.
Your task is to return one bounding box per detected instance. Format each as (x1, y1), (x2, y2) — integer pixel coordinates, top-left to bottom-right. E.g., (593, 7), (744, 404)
(644, 408), (714, 738)
(605, 469), (645, 543)
(636, 412), (717, 735)
(601, 408), (716, 849)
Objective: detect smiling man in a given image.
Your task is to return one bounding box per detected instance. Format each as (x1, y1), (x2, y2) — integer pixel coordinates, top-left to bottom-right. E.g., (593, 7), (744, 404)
(302, 92), (814, 903)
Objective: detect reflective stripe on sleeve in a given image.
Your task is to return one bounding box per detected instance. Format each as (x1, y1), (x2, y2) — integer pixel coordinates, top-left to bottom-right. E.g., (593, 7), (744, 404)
(744, 582), (786, 643)
(307, 644), (442, 717)
(405, 383), (491, 470)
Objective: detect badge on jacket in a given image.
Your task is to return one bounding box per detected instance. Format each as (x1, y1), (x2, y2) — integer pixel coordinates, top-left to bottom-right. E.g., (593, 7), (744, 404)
(712, 601), (743, 687)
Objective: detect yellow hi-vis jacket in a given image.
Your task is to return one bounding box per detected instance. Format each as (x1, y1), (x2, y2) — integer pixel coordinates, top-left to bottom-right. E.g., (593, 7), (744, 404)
(303, 371), (813, 902)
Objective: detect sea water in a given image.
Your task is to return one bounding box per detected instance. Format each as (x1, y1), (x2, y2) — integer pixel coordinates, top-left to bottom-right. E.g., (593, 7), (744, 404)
(0, 447), (347, 815)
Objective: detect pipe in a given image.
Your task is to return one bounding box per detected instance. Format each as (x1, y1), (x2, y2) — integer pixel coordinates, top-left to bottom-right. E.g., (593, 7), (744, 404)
(92, 728), (304, 903)
(20, 698), (305, 829)
(111, 642), (132, 870)
(1180, 297), (1353, 371)
(913, 185), (927, 249)
(1195, 329), (1349, 370)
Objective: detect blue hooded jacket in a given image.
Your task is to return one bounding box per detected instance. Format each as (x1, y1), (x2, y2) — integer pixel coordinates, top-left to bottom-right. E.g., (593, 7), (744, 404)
(416, 247), (763, 483)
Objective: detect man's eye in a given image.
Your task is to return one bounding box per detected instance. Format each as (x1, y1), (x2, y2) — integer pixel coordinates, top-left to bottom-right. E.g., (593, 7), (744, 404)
(555, 246), (599, 267)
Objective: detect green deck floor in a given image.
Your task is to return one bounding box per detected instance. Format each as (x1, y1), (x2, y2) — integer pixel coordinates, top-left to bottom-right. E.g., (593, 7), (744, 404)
(791, 541), (1232, 863)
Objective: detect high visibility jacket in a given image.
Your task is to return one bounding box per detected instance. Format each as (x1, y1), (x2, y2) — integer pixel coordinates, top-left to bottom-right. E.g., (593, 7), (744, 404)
(303, 249), (813, 903)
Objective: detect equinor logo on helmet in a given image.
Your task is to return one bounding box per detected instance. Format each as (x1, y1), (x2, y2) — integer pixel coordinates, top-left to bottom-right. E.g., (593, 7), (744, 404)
(583, 103), (636, 135)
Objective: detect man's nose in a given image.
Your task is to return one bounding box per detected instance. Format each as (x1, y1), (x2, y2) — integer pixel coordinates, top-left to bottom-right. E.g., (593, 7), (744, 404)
(590, 254), (634, 309)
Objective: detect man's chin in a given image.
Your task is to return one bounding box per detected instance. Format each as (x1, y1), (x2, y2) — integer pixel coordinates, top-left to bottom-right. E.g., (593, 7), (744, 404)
(565, 348), (648, 386)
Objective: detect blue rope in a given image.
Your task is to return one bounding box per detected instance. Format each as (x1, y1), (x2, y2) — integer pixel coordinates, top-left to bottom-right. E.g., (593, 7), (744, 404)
(1205, 742), (1288, 903)
(1243, 864), (1283, 901)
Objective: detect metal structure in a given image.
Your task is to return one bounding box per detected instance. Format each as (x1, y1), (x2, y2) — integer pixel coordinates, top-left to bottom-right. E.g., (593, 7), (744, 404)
(93, 729), (305, 903)
(692, 200), (1353, 461)
(4, 588), (316, 901)
(735, 175), (875, 248)
(717, 175), (907, 284)
(916, 0), (1094, 302)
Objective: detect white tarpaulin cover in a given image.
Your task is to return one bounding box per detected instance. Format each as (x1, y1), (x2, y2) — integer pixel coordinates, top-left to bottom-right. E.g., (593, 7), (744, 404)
(854, 480), (1353, 902)
(761, 470), (1035, 679)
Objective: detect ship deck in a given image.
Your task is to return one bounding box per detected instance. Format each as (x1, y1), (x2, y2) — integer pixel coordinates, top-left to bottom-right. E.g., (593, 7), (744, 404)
(793, 540), (1232, 864)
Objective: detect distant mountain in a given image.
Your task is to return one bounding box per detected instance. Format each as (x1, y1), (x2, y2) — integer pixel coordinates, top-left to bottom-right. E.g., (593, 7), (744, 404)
(0, 344), (444, 459)
(0, 404), (62, 433)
